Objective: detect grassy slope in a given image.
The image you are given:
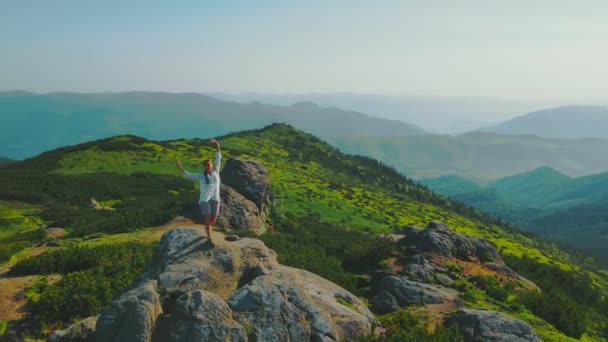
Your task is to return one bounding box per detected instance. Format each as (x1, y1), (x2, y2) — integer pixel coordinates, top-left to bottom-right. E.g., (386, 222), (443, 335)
(2, 124), (607, 340)
(37, 125), (575, 269)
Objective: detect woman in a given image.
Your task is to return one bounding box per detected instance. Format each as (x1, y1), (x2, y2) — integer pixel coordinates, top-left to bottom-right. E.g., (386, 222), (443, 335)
(176, 138), (221, 242)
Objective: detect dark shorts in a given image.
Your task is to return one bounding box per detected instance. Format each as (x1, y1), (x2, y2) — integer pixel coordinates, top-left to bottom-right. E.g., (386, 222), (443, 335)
(200, 200), (220, 217)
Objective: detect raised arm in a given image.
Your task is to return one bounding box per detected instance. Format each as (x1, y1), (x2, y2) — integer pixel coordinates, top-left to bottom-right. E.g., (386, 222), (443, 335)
(210, 138), (220, 153)
(176, 159), (198, 179)
(211, 138), (221, 171)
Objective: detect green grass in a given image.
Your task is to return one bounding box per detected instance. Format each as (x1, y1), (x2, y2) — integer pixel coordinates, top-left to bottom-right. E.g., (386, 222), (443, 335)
(2, 124), (608, 340)
(44, 129), (583, 273)
(0, 201), (45, 239)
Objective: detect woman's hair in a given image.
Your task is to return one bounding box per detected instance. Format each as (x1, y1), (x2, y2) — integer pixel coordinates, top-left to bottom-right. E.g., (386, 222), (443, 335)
(203, 159), (212, 184)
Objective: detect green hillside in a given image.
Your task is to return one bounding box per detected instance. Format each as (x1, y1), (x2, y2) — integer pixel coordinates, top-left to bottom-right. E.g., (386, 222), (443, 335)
(1, 124), (608, 340)
(425, 167), (608, 265)
(486, 166), (572, 206)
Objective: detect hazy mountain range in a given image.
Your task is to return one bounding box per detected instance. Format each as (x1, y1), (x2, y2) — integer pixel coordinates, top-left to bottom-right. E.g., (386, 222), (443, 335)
(330, 133), (608, 182)
(213, 92), (542, 134)
(480, 105), (608, 139)
(3, 91), (608, 184)
(0, 91), (424, 159)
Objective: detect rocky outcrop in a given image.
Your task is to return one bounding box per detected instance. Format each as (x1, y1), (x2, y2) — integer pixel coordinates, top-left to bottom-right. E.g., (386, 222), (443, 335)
(229, 267), (375, 342)
(71, 227), (376, 341)
(446, 309), (542, 342)
(48, 316), (98, 342)
(221, 158), (271, 218)
(371, 276), (457, 314)
(167, 290), (246, 341)
(392, 222), (531, 287)
(370, 222), (536, 314)
(216, 185), (265, 235)
(95, 281), (162, 342)
(400, 222), (501, 263)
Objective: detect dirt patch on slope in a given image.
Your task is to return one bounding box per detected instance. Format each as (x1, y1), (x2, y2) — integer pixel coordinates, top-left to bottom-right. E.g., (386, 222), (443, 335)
(0, 275), (62, 321)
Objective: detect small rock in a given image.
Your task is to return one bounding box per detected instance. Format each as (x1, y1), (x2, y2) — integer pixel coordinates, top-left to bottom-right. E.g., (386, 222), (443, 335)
(225, 235), (240, 242)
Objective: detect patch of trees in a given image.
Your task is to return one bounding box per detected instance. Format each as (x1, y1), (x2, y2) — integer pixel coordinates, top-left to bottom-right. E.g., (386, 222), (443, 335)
(258, 212), (395, 295)
(0, 228), (46, 263)
(0, 169), (197, 235)
(505, 254), (608, 338)
(13, 242), (154, 333)
(370, 310), (464, 341)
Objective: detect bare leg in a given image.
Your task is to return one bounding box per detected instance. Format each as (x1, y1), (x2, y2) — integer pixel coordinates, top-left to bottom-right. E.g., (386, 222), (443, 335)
(210, 214), (218, 227)
(205, 215), (212, 240)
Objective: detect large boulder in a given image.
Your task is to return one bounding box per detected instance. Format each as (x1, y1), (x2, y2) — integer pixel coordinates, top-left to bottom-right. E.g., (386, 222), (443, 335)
(81, 227), (377, 341)
(229, 267), (376, 342)
(392, 222), (534, 288)
(446, 309), (542, 342)
(95, 281), (162, 342)
(168, 290), (246, 342)
(221, 158), (271, 218)
(216, 185), (265, 235)
(371, 276), (457, 314)
(401, 222), (501, 263)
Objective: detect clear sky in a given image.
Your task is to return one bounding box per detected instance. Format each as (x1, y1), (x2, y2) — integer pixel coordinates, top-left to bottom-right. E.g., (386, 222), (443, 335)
(1, 0), (607, 102)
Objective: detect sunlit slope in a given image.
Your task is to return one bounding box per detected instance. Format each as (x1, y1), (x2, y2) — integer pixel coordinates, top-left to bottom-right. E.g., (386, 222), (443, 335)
(1, 123), (585, 272)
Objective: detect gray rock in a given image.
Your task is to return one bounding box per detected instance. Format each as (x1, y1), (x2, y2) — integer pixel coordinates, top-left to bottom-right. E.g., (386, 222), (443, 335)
(144, 228), (279, 302)
(95, 281), (162, 342)
(402, 254), (436, 282)
(169, 290), (246, 342)
(216, 185), (265, 235)
(371, 276), (457, 314)
(61, 227), (376, 341)
(446, 309), (542, 342)
(229, 266), (377, 342)
(221, 158), (271, 218)
(402, 222), (501, 263)
(435, 274), (455, 286)
(48, 315), (97, 342)
(225, 234), (240, 242)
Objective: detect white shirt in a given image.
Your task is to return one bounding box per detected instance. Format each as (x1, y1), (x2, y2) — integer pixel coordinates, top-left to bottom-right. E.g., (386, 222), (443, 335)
(184, 152), (222, 203)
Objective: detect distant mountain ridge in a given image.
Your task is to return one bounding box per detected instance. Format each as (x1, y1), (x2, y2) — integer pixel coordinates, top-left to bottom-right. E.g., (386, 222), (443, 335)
(0, 91), (425, 159)
(331, 132), (608, 182)
(480, 105), (608, 139)
(423, 167), (608, 263)
(213, 92), (538, 134)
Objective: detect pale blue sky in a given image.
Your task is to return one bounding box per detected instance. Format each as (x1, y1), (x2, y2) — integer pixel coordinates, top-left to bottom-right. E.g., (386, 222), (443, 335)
(1, 1), (607, 102)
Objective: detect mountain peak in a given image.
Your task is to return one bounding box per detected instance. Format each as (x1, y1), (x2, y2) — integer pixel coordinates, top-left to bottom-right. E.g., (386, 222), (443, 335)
(481, 105), (608, 139)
